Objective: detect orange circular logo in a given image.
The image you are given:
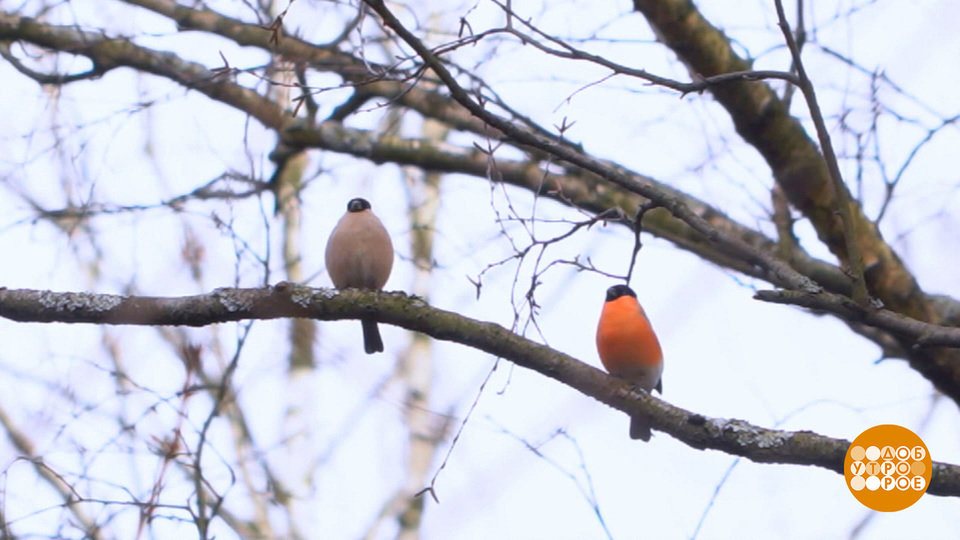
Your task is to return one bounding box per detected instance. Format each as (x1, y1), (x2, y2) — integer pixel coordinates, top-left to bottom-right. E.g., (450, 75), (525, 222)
(844, 424), (931, 511)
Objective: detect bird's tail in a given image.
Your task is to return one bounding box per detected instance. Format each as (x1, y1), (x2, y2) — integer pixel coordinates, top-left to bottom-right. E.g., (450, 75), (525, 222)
(629, 415), (652, 442)
(361, 318), (384, 354)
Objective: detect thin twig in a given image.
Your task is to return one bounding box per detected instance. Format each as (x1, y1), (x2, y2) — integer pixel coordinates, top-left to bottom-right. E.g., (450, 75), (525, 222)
(626, 202), (661, 285)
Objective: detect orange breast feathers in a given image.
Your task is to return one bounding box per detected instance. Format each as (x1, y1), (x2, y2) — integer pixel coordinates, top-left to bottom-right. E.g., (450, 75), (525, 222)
(596, 292), (663, 392)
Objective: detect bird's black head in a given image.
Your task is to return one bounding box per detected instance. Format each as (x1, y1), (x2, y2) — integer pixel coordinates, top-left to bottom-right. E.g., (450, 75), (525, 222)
(605, 284), (637, 302)
(347, 197), (372, 213)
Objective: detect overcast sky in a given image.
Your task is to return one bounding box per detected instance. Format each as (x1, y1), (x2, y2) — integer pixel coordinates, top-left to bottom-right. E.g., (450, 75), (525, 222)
(1, 0), (959, 538)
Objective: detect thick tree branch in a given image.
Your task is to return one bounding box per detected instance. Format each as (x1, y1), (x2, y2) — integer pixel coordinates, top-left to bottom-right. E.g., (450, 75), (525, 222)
(0, 285), (958, 496)
(755, 290), (960, 348)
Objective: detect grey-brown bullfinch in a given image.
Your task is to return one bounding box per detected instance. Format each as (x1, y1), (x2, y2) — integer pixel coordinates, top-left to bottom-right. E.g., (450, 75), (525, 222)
(325, 197), (394, 354)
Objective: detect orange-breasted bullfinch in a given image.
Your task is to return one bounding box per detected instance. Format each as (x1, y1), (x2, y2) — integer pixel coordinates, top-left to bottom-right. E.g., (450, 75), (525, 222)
(325, 197), (394, 354)
(596, 284), (663, 441)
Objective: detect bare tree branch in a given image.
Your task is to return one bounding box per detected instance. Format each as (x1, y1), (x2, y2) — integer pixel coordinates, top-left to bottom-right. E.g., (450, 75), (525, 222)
(1, 285), (959, 497)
